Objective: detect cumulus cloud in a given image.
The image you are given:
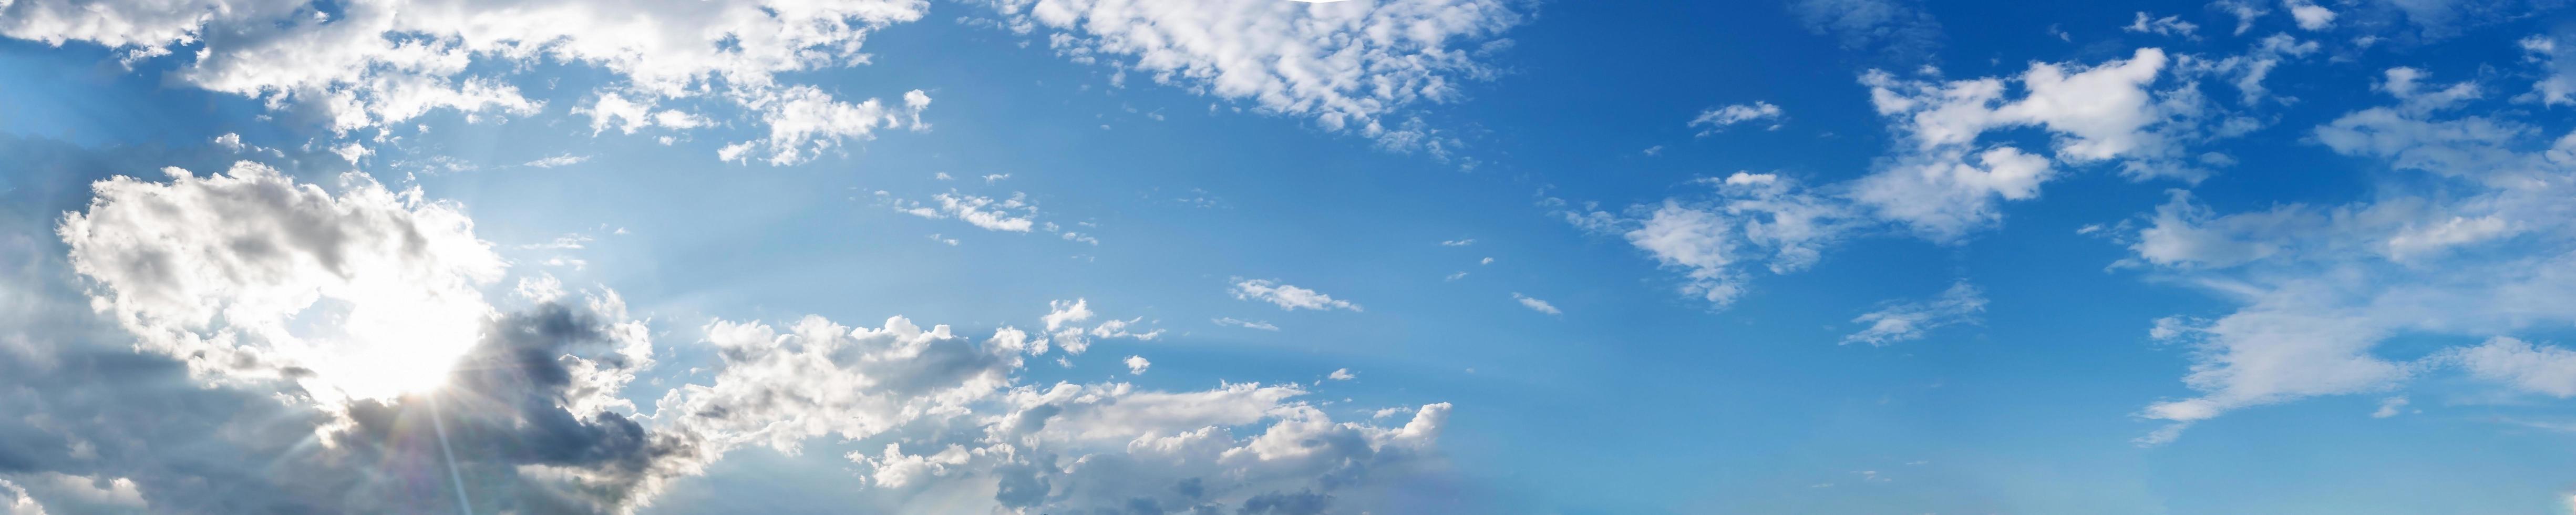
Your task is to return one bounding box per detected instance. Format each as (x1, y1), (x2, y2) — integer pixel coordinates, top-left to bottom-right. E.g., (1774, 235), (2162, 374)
(1328, 368), (1356, 380)
(2284, 0), (2336, 30)
(1841, 281), (1986, 346)
(58, 162), (504, 404)
(1691, 101), (1786, 135)
(0, 0), (934, 164)
(1231, 279), (1363, 312)
(1124, 355), (1151, 375)
(1038, 298), (1161, 355)
(974, 0), (1527, 153)
(9, 157), (1471, 514)
(1857, 47), (2227, 198)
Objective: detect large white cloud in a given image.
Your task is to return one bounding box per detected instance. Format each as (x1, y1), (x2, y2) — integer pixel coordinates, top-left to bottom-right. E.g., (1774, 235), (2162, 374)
(0, 0), (932, 164)
(2114, 66), (2576, 444)
(58, 162), (503, 404)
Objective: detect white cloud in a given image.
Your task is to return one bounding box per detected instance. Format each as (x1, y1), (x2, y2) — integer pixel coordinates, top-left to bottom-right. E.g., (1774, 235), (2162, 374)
(2441, 337), (2576, 397)
(1564, 49), (2243, 310)
(978, 0), (1527, 152)
(579, 92), (707, 136)
(522, 153), (591, 168)
(725, 87), (932, 166)
(1480, 257), (1494, 265)
(2116, 68), (2576, 444)
(1, 479), (45, 515)
(1510, 293), (1560, 315)
(2372, 396), (2410, 418)
(1559, 172), (1859, 308)
(1328, 368), (1356, 380)
(58, 162), (503, 404)
(16, 473), (147, 512)
(891, 191), (1039, 233)
(2213, 0), (2268, 35)
(2190, 34), (2319, 106)
(1124, 355), (1151, 375)
(1440, 238), (1476, 246)
(982, 173), (1010, 184)
(27, 157), (1459, 513)
(1444, 271), (1469, 281)
(2122, 12), (2199, 39)
(1854, 47), (2223, 238)
(1230, 279), (1362, 312)
(1038, 298), (1159, 355)
(1841, 281), (1986, 346)
(1, 0), (934, 163)
(1691, 101), (1785, 135)
(2285, 0), (2337, 30)
(1213, 317), (1281, 331)
(2520, 35), (2576, 107)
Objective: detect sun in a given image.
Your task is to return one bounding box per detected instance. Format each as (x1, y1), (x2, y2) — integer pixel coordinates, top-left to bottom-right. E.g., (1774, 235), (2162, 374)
(277, 284), (487, 403)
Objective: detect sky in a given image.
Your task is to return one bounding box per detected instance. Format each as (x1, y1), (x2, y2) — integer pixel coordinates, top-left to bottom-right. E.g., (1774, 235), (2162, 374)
(3, 0), (2576, 513)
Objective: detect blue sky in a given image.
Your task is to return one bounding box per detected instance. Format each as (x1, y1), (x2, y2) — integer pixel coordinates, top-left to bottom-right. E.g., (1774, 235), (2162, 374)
(4, 0), (2576, 513)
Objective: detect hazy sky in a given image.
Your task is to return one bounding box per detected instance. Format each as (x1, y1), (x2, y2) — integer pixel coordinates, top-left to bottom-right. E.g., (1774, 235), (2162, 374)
(4, 0), (2576, 513)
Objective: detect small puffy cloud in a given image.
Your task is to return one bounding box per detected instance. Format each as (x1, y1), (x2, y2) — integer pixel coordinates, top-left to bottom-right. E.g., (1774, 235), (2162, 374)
(1511, 293), (1561, 315)
(2285, 0), (2336, 30)
(1841, 281), (1986, 346)
(2372, 397), (2410, 418)
(1691, 101), (1786, 135)
(1558, 172), (1859, 307)
(1231, 279), (1363, 312)
(1328, 368), (1356, 380)
(1039, 298), (1160, 355)
(1124, 355), (1151, 375)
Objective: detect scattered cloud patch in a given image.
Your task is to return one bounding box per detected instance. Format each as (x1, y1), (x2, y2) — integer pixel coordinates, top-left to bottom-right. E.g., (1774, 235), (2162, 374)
(1231, 279), (1363, 312)
(1511, 293), (1561, 315)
